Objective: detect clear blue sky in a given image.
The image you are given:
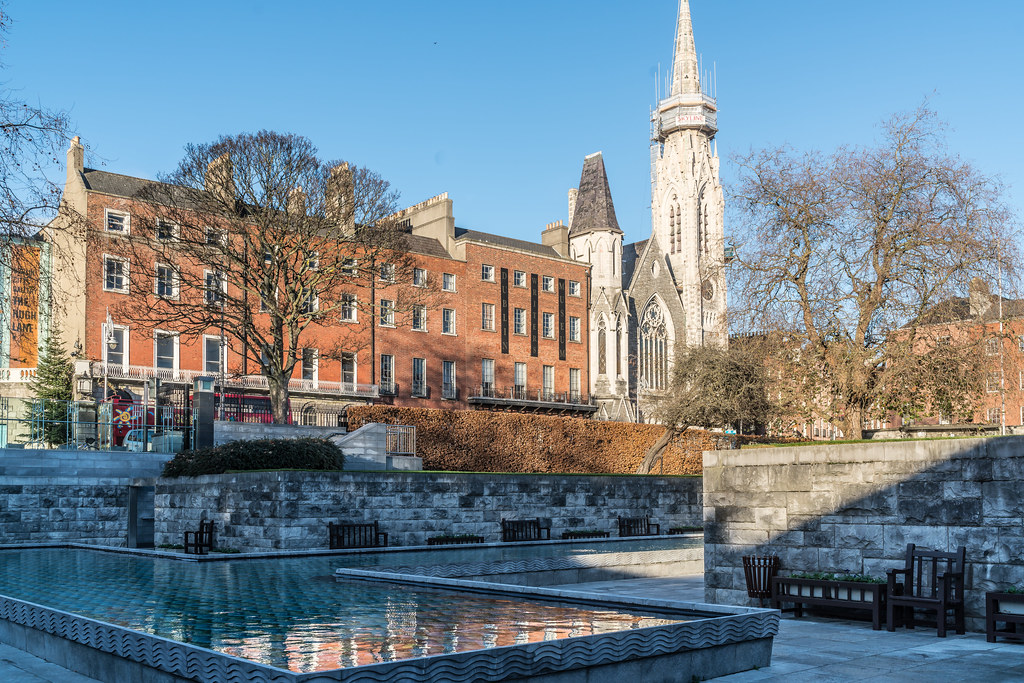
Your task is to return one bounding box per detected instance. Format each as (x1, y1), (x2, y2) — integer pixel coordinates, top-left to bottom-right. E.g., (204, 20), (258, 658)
(6, 0), (1022, 247)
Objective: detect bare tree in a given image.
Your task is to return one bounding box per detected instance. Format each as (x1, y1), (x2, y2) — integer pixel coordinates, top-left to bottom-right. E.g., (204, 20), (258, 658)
(111, 131), (428, 423)
(0, 6), (75, 278)
(730, 106), (1017, 438)
(637, 343), (770, 474)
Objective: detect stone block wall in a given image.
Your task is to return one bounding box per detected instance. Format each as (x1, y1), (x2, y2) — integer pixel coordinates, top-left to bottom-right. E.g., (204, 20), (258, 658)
(703, 437), (1024, 628)
(154, 470), (703, 550)
(213, 421), (344, 446)
(0, 478), (132, 545)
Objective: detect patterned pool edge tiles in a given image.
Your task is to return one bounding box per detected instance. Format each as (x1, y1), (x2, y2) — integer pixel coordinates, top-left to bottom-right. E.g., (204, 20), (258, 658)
(0, 571), (777, 683)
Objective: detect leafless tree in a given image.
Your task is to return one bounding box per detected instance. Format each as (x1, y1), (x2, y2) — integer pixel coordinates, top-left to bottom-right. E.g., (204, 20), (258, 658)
(729, 106), (1018, 438)
(0, 6), (76, 279)
(111, 131), (430, 423)
(637, 343), (770, 474)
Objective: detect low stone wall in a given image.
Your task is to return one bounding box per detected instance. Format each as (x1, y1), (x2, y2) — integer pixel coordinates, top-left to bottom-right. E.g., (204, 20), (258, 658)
(213, 421), (344, 446)
(0, 478), (132, 545)
(703, 437), (1024, 629)
(154, 471), (703, 550)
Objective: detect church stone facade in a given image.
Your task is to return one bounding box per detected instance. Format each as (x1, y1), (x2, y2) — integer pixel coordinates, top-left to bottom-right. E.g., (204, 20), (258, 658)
(570, 0), (728, 422)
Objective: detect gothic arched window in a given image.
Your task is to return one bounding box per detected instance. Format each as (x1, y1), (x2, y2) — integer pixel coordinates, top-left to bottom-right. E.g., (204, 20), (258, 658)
(615, 319), (623, 377)
(598, 320), (607, 375)
(675, 203), (682, 253)
(639, 301), (669, 391)
(669, 205), (676, 254)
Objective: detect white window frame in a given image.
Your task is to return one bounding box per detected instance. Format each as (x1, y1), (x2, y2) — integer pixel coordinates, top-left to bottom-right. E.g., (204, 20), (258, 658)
(514, 362), (527, 393)
(380, 354), (395, 394)
(987, 407), (1001, 424)
(379, 263), (395, 282)
(569, 316), (581, 342)
(412, 357), (427, 397)
(299, 287), (319, 314)
(153, 330), (179, 372)
(154, 263), (179, 299)
(442, 360), (457, 399)
(542, 276), (554, 293)
(542, 365), (555, 399)
(380, 299), (396, 327)
(568, 280), (581, 297)
(156, 219), (178, 241)
(413, 267), (427, 287)
(103, 254), (129, 293)
(203, 335), (226, 376)
(481, 303), (495, 331)
(570, 367), (581, 397)
(542, 312), (555, 339)
(987, 371), (1000, 393)
(481, 358), (495, 392)
(986, 338), (999, 356)
(513, 308), (527, 336)
(341, 258), (358, 277)
(513, 270), (527, 288)
(204, 270), (226, 306)
(340, 293), (358, 322)
(205, 225), (225, 246)
(412, 304), (427, 331)
(481, 264), (495, 282)
(305, 252), (320, 271)
(104, 208), (129, 234)
(442, 272), (456, 292)
(102, 323), (129, 370)
(442, 308), (456, 336)
(340, 352), (356, 387)
(302, 348), (320, 384)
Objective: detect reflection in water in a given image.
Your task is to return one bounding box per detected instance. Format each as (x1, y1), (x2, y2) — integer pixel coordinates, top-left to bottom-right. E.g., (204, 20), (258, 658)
(0, 549), (683, 673)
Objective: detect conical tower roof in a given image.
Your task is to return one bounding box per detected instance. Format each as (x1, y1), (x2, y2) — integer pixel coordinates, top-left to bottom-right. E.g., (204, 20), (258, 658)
(569, 152), (622, 236)
(671, 0), (701, 96)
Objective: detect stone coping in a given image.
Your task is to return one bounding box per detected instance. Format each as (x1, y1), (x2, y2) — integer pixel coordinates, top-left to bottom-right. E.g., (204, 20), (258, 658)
(0, 535), (699, 563)
(0, 548), (776, 683)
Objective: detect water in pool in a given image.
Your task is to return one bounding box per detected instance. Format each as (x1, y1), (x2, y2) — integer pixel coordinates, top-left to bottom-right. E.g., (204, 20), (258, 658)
(0, 548), (684, 673)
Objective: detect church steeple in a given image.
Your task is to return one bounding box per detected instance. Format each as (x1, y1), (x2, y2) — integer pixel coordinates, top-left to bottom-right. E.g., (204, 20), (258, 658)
(671, 0), (701, 96)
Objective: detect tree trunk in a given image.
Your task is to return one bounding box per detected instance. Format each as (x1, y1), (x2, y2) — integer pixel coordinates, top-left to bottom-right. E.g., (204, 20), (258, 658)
(846, 404), (864, 441)
(268, 376), (290, 425)
(636, 427), (679, 475)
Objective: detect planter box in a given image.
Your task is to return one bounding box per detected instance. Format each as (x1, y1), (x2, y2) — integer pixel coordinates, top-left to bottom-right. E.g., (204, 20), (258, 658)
(426, 536), (485, 546)
(772, 577), (887, 630)
(986, 592), (1024, 643)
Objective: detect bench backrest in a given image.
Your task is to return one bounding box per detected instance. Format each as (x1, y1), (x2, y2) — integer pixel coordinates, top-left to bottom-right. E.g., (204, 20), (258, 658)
(902, 543), (966, 599)
(618, 516), (652, 536)
(501, 518), (544, 541)
(329, 521), (384, 548)
(197, 520), (214, 547)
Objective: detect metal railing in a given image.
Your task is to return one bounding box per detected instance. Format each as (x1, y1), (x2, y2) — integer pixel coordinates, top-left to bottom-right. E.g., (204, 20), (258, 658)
(97, 363), (379, 398)
(386, 425), (416, 455)
(468, 385), (595, 406)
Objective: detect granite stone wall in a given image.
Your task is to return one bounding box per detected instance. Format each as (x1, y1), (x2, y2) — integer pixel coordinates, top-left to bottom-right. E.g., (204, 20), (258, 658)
(703, 436), (1024, 628)
(0, 478), (132, 545)
(154, 470), (703, 550)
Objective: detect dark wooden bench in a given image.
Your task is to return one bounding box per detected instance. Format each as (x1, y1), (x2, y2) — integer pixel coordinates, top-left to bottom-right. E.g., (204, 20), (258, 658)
(183, 519), (214, 555)
(773, 576), (888, 630)
(329, 521), (388, 549)
(561, 530), (611, 540)
(501, 518), (551, 542)
(986, 592), (1024, 643)
(887, 544), (966, 637)
(617, 516), (660, 537)
(426, 535), (485, 546)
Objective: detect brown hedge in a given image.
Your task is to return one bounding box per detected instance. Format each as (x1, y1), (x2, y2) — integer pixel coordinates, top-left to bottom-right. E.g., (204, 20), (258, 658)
(346, 406), (713, 475)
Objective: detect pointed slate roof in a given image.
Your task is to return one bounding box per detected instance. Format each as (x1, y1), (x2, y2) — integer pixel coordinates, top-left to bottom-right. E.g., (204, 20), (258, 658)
(569, 152), (622, 237)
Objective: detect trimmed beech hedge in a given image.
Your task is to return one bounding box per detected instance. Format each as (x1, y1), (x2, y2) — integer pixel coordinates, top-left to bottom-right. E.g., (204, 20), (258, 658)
(162, 438), (345, 478)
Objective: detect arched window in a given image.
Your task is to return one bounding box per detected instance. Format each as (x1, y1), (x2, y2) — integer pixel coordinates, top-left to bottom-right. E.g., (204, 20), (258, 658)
(615, 319), (623, 377)
(639, 301), (669, 391)
(669, 205), (676, 254)
(675, 203), (682, 253)
(597, 319), (607, 375)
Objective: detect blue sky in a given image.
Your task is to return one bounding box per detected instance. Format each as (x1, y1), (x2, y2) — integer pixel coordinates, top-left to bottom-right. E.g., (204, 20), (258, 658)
(6, 0), (1022, 247)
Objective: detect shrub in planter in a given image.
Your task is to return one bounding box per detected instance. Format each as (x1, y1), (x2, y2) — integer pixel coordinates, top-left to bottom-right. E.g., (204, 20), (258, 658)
(162, 438), (345, 478)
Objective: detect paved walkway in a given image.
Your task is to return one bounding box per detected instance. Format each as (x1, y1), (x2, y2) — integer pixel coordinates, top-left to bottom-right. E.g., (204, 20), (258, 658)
(551, 575), (1024, 682)
(0, 642), (101, 682)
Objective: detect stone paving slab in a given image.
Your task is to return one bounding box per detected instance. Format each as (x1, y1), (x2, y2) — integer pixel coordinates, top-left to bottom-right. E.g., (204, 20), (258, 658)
(548, 575), (1024, 682)
(0, 642), (101, 682)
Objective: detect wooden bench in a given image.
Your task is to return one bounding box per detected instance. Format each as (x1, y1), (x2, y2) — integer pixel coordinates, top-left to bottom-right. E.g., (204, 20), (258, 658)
(328, 521), (388, 549)
(986, 592), (1024, 643)
(183, 519), (214, 555)
(773, 576), (888, 630)
(617, 516), (660, 537)
(426, 535), (485, 546)
(501, 518), (551, 542)
(886, 544), (966, 637)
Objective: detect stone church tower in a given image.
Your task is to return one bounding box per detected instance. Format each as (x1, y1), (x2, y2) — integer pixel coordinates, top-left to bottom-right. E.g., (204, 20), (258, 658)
(651, 0), (727, 350)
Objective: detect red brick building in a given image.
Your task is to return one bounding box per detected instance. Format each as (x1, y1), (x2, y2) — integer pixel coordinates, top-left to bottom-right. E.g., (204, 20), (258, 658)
(37, 138), (595, 418)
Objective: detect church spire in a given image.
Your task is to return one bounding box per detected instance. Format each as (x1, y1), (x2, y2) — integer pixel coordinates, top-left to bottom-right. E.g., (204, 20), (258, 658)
(671, 0), (701, 96)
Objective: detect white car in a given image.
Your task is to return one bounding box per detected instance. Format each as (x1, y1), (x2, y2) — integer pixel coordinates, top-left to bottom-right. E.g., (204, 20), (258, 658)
(123, 429), (150, 452)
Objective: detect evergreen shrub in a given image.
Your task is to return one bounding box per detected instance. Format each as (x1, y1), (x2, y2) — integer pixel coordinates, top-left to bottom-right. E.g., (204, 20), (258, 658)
(162, 438), (344, 478)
